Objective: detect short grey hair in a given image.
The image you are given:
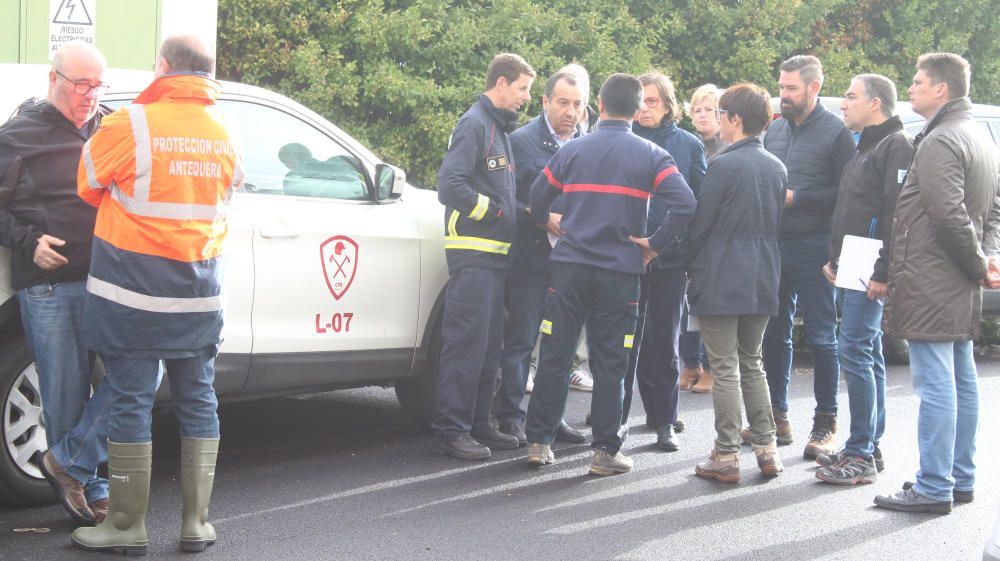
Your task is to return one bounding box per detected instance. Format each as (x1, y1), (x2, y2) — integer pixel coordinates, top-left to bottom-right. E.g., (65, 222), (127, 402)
(559, 63), (590, 104)
(52, 41), (106, 72)
(780, 55), (824, 87)
(160, 35), (215, 75)
(854, 74), (897, 118)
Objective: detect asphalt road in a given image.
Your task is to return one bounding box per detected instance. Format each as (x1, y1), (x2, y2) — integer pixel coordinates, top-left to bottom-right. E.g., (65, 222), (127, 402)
(2, 350), (998, 561)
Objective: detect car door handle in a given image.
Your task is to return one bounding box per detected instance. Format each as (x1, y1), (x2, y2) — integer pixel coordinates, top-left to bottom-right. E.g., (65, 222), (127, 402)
(259, 225), (301, 239)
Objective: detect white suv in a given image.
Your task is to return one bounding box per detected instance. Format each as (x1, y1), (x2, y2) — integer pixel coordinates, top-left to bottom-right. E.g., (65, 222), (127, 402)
(0, 65), (449, 506)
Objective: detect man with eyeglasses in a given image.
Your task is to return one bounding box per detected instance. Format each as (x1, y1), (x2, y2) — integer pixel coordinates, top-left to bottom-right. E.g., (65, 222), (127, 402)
(0, 42), (111, 524)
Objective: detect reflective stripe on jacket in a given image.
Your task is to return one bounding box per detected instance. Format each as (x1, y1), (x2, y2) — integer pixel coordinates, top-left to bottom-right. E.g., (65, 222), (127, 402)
(77, 74), (244, 357)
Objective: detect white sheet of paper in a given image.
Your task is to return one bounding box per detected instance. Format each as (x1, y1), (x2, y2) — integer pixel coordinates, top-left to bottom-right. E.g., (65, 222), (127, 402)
(835, 235), (884, 292)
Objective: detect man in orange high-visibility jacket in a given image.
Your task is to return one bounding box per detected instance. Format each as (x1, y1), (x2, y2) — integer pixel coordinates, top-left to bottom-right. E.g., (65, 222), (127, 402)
(71, 35), (243, 556)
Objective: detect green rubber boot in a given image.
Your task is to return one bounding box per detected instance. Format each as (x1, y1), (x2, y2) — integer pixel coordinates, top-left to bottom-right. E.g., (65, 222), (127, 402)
(72, 441), (152, 556)
(179, 437), (219, 553)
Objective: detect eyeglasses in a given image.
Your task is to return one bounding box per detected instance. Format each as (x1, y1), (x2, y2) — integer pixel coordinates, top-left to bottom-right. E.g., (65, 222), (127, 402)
(55, 70), (109, 96)
(714, 108), (729, 117)
(643, 97), (661, 108)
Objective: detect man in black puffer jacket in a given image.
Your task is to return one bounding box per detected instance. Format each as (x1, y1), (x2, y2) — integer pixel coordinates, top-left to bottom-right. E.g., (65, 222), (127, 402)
(761, 55), (856, 460)
(817, 74), (914, 486)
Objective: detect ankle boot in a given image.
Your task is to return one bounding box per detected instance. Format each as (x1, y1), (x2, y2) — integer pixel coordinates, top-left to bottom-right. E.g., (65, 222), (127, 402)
(691, 368), (715, 393)
(72, 441), (152, 556)
(180, 437), (220, 552)
(679, 367), (702, 390)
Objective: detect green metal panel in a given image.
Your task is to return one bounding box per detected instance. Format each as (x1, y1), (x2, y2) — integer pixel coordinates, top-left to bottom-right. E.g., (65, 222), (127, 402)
(21, 0), (49, 63)
(0, 0), (20, 63)
(94, 0), (160, 71)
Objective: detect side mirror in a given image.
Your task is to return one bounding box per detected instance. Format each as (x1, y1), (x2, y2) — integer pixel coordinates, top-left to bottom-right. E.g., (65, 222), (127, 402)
(374, 163), (406, 201)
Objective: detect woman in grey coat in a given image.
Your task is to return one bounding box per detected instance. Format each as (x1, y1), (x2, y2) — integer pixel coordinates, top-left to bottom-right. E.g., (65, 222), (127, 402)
(687, 83), (788, 482)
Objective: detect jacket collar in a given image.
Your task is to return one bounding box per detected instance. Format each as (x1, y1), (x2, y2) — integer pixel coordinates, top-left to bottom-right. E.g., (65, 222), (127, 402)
(633, 120), (677, 142)
(596, 119), (632, 132)
(719, 135), (761, 155)
(857, 115), (904, 153)
(787, 100), (828, 130)
(477, 93), (519, 134)
(24, 98), (104, 138)
(921, 97), (973, 136)
(530, 113), (560, 153)
(133, 74), (222, 105)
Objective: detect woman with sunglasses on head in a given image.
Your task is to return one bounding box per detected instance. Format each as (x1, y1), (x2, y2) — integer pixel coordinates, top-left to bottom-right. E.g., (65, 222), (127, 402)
(621, 72), (706, 452)
(687, 83), (787, 482)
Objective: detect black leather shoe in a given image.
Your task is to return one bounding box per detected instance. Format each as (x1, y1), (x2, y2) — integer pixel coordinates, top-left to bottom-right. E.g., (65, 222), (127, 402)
(555, 420), (586, 443)
(585, 412), (592, 426)
(471, 427), (520, 450)
(656, 424), (679, 452)
(673, 418), (685, 433)
(434, 435), (491, 460)
(498, 421), (527, 447)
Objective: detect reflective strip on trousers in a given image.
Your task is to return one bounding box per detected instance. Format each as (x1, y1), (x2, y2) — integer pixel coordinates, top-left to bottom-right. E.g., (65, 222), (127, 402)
(447, 210), (460, 237)
(469, 193), (489, 221)
(443, 236), (511, 254)
(540, 319), (552, 335)
(624, 334), (634, 349)
(87, 275), (223, 313)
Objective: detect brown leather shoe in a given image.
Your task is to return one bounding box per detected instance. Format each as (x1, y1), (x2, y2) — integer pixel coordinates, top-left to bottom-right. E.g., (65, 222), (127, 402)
(38, 451), (95, 523)
(88, 497), (109, 524)
(775, 409), (794, 445)
(753, 444), (784, 476)
(739, 426), (751, 444)
(803, 413), (838, 459)
(695, 449), (740, 483)
(691, 369), (714, 393)
(679, 367), (702, 390)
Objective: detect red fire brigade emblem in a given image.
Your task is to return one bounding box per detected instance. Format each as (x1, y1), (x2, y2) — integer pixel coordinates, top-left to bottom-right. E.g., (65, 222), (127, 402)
(320, 236), (359, 300)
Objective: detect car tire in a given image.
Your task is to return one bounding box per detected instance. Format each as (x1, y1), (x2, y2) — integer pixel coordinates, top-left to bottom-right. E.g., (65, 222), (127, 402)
(0, 332), (55, 506)
(395, 318), (442, 429)
(882, 333), (910, 365)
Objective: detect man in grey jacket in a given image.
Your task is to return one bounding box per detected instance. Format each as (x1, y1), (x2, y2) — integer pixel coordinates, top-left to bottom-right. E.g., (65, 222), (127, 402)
(875, 53), (1000, 514)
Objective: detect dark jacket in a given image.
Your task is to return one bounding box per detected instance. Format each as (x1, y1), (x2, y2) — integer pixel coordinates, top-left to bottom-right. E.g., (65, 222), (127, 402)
(437, 94), (518, 273)
(633, 121), (706, 269)
(764, 102), (856, 239)
(687, 136), (787, 316)
(884, 98), (1000, 341)
(829, 115), (914, 282)
(529, 120), (695, 275)
(0, 98), (105, 290)
(508, 113), (562, 283)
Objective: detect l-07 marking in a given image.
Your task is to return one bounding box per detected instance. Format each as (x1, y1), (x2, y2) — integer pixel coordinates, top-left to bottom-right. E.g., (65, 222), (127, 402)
(315, 312), (354, 334)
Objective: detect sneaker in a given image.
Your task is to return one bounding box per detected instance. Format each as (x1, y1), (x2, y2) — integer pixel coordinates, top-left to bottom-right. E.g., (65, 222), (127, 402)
(816, 455), (877, 485)
(874, 487), (952, 514)
(526, 442), (554, 467)
(434, 434), (491, 460)
(498, 421), (527, 447)
(802, 413), (837, 459)
(753, 444), (784, 477)
(819, 446), (884, 471)
(903, 481), (973, 504)
(38, 451), (95, 524)
(88, 498), (109, 524)
(695, 449), (740, 483)
(470, 427), (521, 450)
(569, 368), (594, 392)
(679, 367), (702, 390)
(872, 446), (885, 472)
(525, 362), (536, 394)
(589, 449), (633, 476)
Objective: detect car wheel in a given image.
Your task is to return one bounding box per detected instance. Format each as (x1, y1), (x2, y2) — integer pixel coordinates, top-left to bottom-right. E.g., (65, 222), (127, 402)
(395, 318), (442, 428)
(882, 333), (910, 365)
(0, 333), (55, 506)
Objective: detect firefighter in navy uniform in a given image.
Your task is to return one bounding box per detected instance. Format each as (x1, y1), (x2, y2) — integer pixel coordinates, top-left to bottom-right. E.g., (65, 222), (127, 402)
(524, 74), (696, 475)
(433, 54), (536, 460)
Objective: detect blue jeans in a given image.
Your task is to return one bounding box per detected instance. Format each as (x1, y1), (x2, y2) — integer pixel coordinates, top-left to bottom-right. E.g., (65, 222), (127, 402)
(495, 276), (547, 425)
(102, 354), (220, 443)
(908, 340), (978, 502)
(837, 289), (886, 458)
(680, 297), (706, 369)
(18, 280), (108, 502)
(762, 234), (840, 415)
